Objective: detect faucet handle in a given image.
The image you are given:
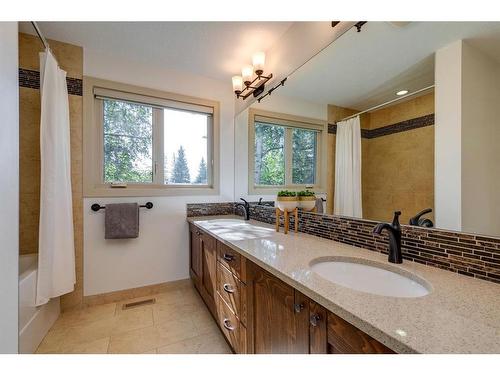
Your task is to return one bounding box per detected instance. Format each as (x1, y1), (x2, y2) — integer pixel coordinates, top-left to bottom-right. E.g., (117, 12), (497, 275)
(392, 211), (401, 228)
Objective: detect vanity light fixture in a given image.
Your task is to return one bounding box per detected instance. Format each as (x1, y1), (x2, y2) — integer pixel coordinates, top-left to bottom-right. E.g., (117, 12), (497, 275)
(396, 90), (409, 96)
(232, 51), (273, 100)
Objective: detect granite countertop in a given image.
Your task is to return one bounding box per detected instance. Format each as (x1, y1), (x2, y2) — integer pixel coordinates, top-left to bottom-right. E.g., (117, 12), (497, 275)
(188, 215), (500, 354)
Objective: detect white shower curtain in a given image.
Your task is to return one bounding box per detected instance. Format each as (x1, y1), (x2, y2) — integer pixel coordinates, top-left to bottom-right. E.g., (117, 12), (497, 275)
(334, 116), (362, 218)
(36, 50), (75, 306)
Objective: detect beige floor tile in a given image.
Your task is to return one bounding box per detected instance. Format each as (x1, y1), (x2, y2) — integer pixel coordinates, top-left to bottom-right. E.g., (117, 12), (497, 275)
(62, 337), (110, 354)
(36, 327), (67, 353)
(155, 315), (200, 348)
(51, 302), (117, 330)
(108, 325), (161, 354)
(153, 290), (185, 306)
(156, 333), (232, 354)
(112, 307), (154, 335)
(62, 316), (117, 346)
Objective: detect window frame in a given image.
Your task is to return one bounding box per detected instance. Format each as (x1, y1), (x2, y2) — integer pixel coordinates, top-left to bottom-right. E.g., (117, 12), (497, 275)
(248, 108), (327, 195)
(83, 77), (220, 197)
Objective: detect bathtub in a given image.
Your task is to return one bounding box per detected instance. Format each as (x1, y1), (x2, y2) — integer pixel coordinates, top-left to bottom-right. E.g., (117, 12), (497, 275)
(19, 254), (60, 354)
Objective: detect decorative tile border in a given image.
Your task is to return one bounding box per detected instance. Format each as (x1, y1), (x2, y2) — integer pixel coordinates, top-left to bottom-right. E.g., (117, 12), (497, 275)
(19, 68), (83, 96)
(186, 202), (236, 217)
(328, 114), (435, 138)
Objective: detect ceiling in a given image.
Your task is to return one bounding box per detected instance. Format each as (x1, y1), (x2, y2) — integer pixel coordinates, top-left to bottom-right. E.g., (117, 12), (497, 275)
(280, 22), (500, 111)
(18, 21), (293, 81)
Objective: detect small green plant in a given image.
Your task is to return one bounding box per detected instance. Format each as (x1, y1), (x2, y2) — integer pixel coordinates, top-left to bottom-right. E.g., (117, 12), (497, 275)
(297, 190), (315, 197)
(277, 190), (297, 197)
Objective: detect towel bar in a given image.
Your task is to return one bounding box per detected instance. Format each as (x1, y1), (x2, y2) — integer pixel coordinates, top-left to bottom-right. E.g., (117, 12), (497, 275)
(91, 202), (153, 212)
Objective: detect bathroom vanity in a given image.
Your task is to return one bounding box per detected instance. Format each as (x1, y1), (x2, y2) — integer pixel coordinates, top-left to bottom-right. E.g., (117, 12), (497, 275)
(188, 216), (500, 354)
(189, 219), (393, 354)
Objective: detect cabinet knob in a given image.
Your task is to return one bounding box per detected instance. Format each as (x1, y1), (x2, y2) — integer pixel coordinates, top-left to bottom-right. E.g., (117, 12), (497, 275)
(223, 283), (235, 293)
(196, 230), (201, 235)
(310, 313), (321, 327)
(294, 303), (305, 313)
(223, 318), (235, 331)
(223, 253), (235, 262)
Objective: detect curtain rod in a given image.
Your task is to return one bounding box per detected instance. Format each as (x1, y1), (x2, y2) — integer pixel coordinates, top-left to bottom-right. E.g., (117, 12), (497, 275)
(31, 21), (49, 50)
(335, 84), (435, 124)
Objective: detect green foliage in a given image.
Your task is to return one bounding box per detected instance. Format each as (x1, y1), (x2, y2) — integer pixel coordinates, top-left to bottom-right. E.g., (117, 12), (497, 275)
(103, 99), (153, 183)
(171, 146), (191, 183)
(254, 122), (317, 187)
(297, 190), (315, 197)
(254, 123), (285, 185)
(292, 128), (317, 184)
(277, 190), (297, 197)
(194, 157), (207, 184)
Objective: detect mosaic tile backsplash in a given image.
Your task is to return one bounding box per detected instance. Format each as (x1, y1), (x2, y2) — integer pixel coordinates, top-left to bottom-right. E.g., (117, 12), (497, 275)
(187, 202), (500, 284)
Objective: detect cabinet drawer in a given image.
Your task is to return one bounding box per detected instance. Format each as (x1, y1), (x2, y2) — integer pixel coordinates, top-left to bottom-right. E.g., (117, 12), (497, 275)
(217, 262), (242, 318)
(217, 242), (242, 279)
(217, 294), (242, 353)
(327, 312), (394, 354)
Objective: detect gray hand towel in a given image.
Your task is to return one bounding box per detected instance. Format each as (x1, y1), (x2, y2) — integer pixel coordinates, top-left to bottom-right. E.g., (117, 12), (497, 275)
(315, 198), (324, 214)
(105, 203), (139, 239)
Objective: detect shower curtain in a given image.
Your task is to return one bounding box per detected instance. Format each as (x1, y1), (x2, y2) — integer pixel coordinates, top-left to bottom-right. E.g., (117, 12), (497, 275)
(36, 50), (75, 306)
(334, 116), (362, 218)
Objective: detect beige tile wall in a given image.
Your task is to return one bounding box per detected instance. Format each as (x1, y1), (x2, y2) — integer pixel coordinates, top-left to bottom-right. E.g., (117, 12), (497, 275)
(18, 33), (84, 311)
(327, 93), (435, 223)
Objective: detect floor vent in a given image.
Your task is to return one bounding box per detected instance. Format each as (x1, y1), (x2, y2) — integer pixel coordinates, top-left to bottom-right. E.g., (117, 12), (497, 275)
(122, 298), (156, 310)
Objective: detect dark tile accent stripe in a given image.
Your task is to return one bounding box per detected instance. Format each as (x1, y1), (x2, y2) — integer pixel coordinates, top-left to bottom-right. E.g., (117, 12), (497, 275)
(19, 68), (83, 96)
(245, 204), (500, 285)
(186, 202), (236, 217)
(328, 114), (435, 138)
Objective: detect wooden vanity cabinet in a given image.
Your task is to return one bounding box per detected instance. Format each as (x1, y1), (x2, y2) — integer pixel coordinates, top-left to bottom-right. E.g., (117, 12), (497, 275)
(245, 262), (310, 354)
(189, 224), (217, 317)
(189, 224), (395, 354)
(327, 312), (394, 354)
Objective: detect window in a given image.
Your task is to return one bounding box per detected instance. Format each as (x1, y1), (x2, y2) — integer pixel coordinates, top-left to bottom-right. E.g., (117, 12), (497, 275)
(83, 77), (219, 197)
(249, 109), (325, 194)
(103, 100), (154, 183)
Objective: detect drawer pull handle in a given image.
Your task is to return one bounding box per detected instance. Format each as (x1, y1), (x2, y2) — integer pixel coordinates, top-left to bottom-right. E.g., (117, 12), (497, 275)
(223, 283), (234, 293)
(310, 313), (321, 327)
(294, 303), (305, 313)
(223, 318), (235, 331)
(223, 253), (235, 262)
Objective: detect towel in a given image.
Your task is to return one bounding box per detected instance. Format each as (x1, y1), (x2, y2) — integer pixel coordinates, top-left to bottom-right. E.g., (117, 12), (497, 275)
(315, 198), (324, 214)
(104, 203), (139, 239)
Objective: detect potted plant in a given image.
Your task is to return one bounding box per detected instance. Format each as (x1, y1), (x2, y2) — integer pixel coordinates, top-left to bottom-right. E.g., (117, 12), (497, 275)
(297, 190), (316, 210)
(275, 190), (298, 212)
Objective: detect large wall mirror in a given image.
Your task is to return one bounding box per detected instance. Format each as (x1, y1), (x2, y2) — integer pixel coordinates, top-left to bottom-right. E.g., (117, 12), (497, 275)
(234, 21), (500, 238)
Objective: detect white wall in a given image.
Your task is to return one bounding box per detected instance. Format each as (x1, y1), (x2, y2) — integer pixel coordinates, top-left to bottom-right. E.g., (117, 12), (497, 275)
(435, 40), (500, 236)
(435, 40), (463, 231)
(83, 53), (235, 296)
(461, 42), (500, 236)
(0, 22), (19, 353)
(234, 94), (327, 202)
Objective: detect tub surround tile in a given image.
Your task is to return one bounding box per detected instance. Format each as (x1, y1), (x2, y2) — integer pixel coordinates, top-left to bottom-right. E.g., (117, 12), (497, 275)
(188, 216), (500, 353)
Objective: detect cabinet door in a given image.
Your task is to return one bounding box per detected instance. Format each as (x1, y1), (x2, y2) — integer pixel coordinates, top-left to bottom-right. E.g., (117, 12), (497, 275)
(200, 233), (217, 315)
(189, 225), (202, 290)
(248, 263), (309, 354)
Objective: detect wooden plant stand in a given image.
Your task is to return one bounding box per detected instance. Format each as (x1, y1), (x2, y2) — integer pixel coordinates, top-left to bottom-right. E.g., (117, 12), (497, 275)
(275, 207), (298, 234)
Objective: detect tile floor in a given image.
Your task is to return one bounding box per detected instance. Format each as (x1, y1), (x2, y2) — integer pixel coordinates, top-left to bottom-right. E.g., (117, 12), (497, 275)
(35, 283), (232, 354)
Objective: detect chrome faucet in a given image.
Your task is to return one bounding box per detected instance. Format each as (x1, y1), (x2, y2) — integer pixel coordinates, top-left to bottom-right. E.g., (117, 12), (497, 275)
(235, 198), (250, 221)
(373, 211), (403, 264)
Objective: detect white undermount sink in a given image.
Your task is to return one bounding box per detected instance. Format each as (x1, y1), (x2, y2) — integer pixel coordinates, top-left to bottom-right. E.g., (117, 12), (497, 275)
(310, 257), (431, 298)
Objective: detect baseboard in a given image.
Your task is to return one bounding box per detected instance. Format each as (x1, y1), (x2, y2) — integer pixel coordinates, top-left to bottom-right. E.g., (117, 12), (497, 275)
(82, 279), (192, 307)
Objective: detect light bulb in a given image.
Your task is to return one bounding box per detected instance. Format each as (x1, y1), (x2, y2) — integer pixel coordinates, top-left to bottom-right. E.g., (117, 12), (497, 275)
(242, 65), (254, 86)
(252, 52), (265, 75)
(232, 76), (243, 93)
